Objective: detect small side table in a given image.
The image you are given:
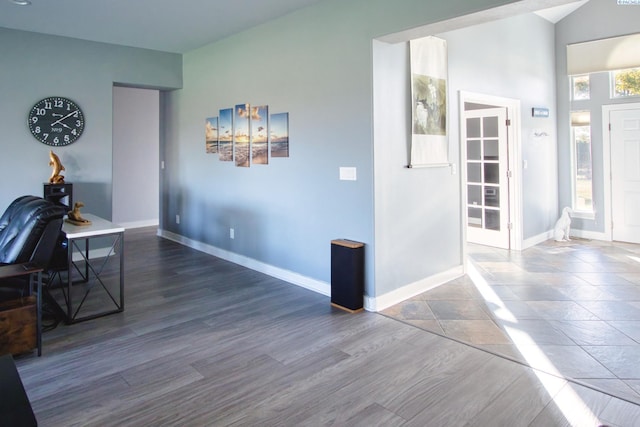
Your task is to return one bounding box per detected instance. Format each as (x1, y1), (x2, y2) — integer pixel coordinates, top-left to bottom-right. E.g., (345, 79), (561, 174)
(59, 214), (125, 323)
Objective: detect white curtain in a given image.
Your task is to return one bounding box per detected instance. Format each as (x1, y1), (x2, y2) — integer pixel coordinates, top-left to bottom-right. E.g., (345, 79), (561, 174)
(567, 33), (640, 75)
(409, 36), (449, 167)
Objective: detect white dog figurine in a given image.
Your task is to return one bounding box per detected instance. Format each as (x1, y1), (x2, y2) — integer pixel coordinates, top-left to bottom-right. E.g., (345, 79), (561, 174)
(554, 207), (572, 242)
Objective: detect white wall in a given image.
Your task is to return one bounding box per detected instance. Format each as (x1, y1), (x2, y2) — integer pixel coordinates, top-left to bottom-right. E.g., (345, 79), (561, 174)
(373, 39), (463, 303)
(441, 13), (559, 242)
(372, 12), (558, 304)
(112, 86), (160, 228)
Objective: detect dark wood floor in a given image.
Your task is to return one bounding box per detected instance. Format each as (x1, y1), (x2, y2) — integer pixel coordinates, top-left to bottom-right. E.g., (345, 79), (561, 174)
(14, 228), (640, 426)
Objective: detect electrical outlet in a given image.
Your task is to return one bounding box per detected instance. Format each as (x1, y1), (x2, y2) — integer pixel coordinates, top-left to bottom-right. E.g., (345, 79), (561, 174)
(176, 214), (180, 224)
(230, 228), (235, 239)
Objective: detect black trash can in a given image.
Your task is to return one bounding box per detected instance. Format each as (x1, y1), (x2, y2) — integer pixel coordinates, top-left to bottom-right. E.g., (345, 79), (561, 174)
(330, 239), (364, 313)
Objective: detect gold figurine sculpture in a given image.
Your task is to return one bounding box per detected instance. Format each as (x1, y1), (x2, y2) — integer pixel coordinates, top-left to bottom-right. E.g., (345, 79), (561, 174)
(48, 150), (65, 184)
(66, 202), (92, 226)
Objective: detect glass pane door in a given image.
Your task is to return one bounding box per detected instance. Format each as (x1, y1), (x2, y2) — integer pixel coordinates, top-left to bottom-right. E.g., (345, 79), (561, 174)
(465, 108), (509, 249)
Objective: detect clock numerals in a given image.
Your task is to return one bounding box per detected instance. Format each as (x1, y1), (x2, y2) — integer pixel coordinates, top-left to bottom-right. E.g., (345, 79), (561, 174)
(28, 97), (85, 146)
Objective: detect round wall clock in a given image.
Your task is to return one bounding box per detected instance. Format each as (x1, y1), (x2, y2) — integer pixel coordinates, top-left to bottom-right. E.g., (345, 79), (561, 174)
(28, 96), (85, 146)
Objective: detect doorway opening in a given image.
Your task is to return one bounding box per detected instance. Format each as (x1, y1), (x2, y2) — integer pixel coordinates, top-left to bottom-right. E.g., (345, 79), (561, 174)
(459, 91), (522, 251)
(112, 86), (160, 228)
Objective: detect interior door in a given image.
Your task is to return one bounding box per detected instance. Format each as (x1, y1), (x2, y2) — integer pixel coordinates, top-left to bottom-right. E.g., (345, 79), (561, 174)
(464, 107), (510, 249)
(611, 108), (640, 243)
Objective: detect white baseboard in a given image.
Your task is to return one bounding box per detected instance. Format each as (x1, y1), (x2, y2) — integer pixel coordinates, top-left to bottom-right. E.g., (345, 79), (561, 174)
(116, 219), (159, 229)
(157, 229), (331, 297)
(523, 230), (553, 250)
(157, 230), (467, 313)
(365, 265), (465, 312)
(524, 228), (609, 249)
(570, 228), (609, 241)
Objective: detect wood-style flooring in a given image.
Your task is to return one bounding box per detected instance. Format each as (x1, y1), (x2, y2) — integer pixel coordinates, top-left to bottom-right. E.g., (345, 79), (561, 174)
(14, 228), (640, 426)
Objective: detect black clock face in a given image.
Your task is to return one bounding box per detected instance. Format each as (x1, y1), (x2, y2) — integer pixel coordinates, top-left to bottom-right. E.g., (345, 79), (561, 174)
(28, 97), (85, 146)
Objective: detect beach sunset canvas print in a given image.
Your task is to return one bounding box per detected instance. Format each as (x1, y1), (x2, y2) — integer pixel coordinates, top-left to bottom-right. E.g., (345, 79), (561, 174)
(271, 112), (289, 158)
(219, 108), (233, 161)
(235, 103), (250, 167)
(205, 117), (218, 154)
(251, 105), (268, 165)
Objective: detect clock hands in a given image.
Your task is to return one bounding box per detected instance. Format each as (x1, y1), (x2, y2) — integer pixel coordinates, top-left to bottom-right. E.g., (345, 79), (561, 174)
(51, 110), (78, 126)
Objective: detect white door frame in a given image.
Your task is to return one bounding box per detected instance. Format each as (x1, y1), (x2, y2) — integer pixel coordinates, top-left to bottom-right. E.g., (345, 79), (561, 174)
(459, 91), (523, 254)
(602, 102), (640, 242)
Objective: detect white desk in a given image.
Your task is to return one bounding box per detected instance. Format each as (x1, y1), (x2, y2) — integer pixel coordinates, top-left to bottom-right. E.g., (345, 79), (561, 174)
(61, 214), (124, 323)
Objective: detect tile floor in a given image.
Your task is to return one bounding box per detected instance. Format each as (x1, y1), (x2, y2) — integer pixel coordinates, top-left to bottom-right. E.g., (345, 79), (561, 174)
(382, 238), (640, 405)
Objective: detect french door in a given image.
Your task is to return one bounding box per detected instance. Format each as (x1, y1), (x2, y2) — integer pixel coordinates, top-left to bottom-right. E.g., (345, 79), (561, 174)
(464, 107), (511, 249)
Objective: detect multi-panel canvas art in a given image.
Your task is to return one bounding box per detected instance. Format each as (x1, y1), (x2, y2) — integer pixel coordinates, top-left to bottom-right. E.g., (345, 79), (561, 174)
(251, 105), (269, 165)
(234, 104), (250, 168)
(218, 108), (233, 162)
(205, 117), (218, 154)
(206, 103), (289, 167)
(270, 112), (289, 158)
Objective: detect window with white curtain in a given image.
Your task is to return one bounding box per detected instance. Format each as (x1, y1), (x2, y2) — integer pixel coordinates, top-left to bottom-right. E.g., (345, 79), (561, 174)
(567, 34), (640, 75)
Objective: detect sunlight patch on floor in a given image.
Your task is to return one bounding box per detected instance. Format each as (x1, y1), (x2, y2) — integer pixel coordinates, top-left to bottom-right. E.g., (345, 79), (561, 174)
(467, 260), (602, 425)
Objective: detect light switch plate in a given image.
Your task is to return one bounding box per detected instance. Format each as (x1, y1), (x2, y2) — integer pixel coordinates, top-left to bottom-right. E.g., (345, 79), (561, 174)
(340, 167), (357, 181)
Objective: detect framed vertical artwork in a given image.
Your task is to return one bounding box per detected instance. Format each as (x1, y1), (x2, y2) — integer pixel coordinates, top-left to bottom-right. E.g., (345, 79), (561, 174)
(409, 36), (448, 167)
(205, 117), (218, 154)
(270, 112), (289, 158)
(218, 108), (233, 162)
(234, 103), (250, 167)
(251, 105), (269, 165)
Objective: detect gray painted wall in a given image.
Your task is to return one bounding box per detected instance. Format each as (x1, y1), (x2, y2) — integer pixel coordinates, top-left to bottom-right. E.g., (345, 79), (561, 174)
(0, 0), (572, 305)
(372, 13), (557, 296)
(112, 87), (159, 227)
(556, 0), (640, 234)
(0, 28), (181, 219)
(442, 13), (558, 241)
(161, 0), (528, 300)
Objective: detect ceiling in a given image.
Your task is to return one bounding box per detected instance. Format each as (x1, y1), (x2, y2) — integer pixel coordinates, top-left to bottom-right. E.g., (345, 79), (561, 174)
(0, 0), (587, 54)
(534, 0), (588, 22)
(0, 0), (326, 53)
